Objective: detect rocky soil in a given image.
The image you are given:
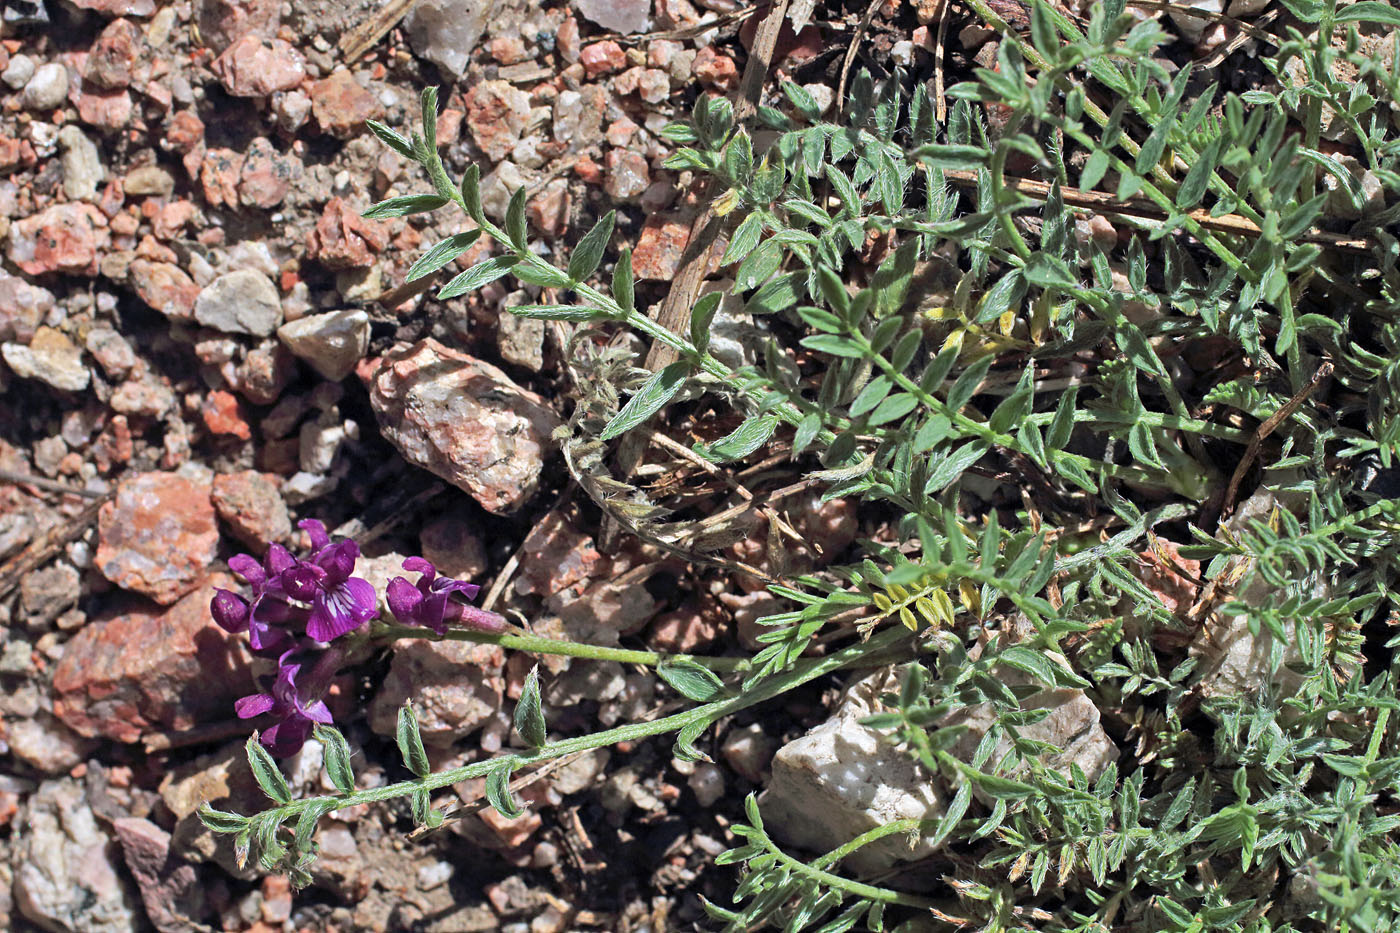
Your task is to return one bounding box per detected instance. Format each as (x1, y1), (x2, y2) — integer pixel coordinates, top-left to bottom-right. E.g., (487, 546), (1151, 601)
(0, 0), (1326, 930)
(0, 0), (826, 928)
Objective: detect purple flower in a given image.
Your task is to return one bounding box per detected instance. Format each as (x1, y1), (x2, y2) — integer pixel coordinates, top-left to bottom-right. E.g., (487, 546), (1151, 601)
(220, 545), (301, 657)
(298, 536), (377, 643)
(235, 652), (334, 757)
(386, 557), (504, 635)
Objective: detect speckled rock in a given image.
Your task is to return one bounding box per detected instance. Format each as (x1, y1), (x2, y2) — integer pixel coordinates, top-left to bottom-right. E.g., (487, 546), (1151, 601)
(195, 0), (280, 52)
(465, 79), (531, 161)
(576, 0), (650, 34)
(6, 712), (97, 774)
(211, 36), (305, 97)
(211, 470), (291, 550)
(308, 70), (379, 137)
(277, 309), (369, 381)
(12, 779), (143, 933)
(404, 0), (499, 79)
(368, 638), (506, 746)
(0, 272), (53, 343)
(369, 339), (561, 513)
(129, 259), (199, 320)
(68, 0), (156, 15)
(113, 817), (206, 933)
(7, 202), (104, 276)
(194, 269), (282, 336)
(4, 326), (90, 392)
(58, 126), (104, 200)
(95, 471), (219, 604)
(52, 578), (251, 742)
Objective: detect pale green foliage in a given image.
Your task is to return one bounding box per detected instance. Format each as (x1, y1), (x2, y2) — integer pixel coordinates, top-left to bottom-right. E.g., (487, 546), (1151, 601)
(199, 1), (1400, 927)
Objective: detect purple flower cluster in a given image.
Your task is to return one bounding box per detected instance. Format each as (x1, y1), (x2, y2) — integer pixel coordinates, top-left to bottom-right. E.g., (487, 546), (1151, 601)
(211, 519), (503, 755)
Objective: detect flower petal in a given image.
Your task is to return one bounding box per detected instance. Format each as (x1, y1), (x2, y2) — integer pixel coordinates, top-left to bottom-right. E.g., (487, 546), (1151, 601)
(264, 543), (296, 577)
(298, 519), (330, 553)
(316, 539), (360, 583)
(262, 718), (313, 757)
(386, 576), (424, 626)
(429, 576), (481, 600)
(210, 589), (249, 633)
(305, 576), (376, 641)
(234, 692), (276, 719)
(281, 560), (325, 601)
(401, 556), (436, 580)
(227, 554), (264, 589)
(419, 591), (452, 635)
(303, 699), (334, 725)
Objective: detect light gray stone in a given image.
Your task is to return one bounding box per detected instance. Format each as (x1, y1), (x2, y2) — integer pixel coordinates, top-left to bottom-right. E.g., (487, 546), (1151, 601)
(760, 668), (945, 873)
(762, 663), (1115, 872)
(6, 712), (96, 774)
(58, 126), (104, 201)
(280, 470), (338, 504)
(277, 309), (369, 380)
(942, 666), (1118, 794)
(22, 62), (69, 111)
(1190, 488), (1322, 701)
(13, 778), (142, 933)
(575, 0), (650, 34)
(498, 300), (545, 371)
(194, 269), (282, 336)
(0, 272), (54, 343)
(3, 328), (90, 392)
(3, 53), (35, 89)
(404, 0), (498, 79)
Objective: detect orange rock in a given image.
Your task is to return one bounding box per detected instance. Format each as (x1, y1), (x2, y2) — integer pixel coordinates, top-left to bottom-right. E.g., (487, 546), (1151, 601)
(165, 110), (203, 151)
(128, 259), (198, 319)
(632, 212), (692, 280)
(309, 70), (379, 137)
(211, 36), (305, 97)
(7, 203), (105, 276)
(201, 389), (252, 440)
(200, 147), (243, 207)
(52, 577), (251, 743)
(94, 471), (219, 605)
(306, 197), (391, 269)
(580, 40), (626, 77)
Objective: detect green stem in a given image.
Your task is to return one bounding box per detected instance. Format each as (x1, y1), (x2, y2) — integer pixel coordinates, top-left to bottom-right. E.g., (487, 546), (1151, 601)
(377, 623), (755, 672)
(255, 626), (915, 821)
(756, 819), (943, 911)
(1026, 408), (1250, 443)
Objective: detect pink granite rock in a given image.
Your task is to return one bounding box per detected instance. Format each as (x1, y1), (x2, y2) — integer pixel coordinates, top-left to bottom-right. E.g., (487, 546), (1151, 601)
(52, 579), (251, 742)
(95, 471), (219, 605)
(369, 339), (561, 513)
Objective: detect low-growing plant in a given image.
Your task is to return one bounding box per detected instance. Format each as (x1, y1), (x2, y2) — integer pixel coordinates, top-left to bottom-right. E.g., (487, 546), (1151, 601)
(201, 1), (1400, 929)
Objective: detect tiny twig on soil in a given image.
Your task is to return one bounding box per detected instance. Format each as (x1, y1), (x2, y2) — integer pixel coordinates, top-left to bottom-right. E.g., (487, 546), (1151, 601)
(933, 0), (952, 124)
(0, 493), (109, 601)
(1215, 360), (1334, 526)
(1128, 0), (1284, 47)
(0, 468), (105, 498)
(337, 0), (420, 62)
(836, 0), (883, 120)
(1198, 7), (1281, 70)
(603, 0), (793, 551)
